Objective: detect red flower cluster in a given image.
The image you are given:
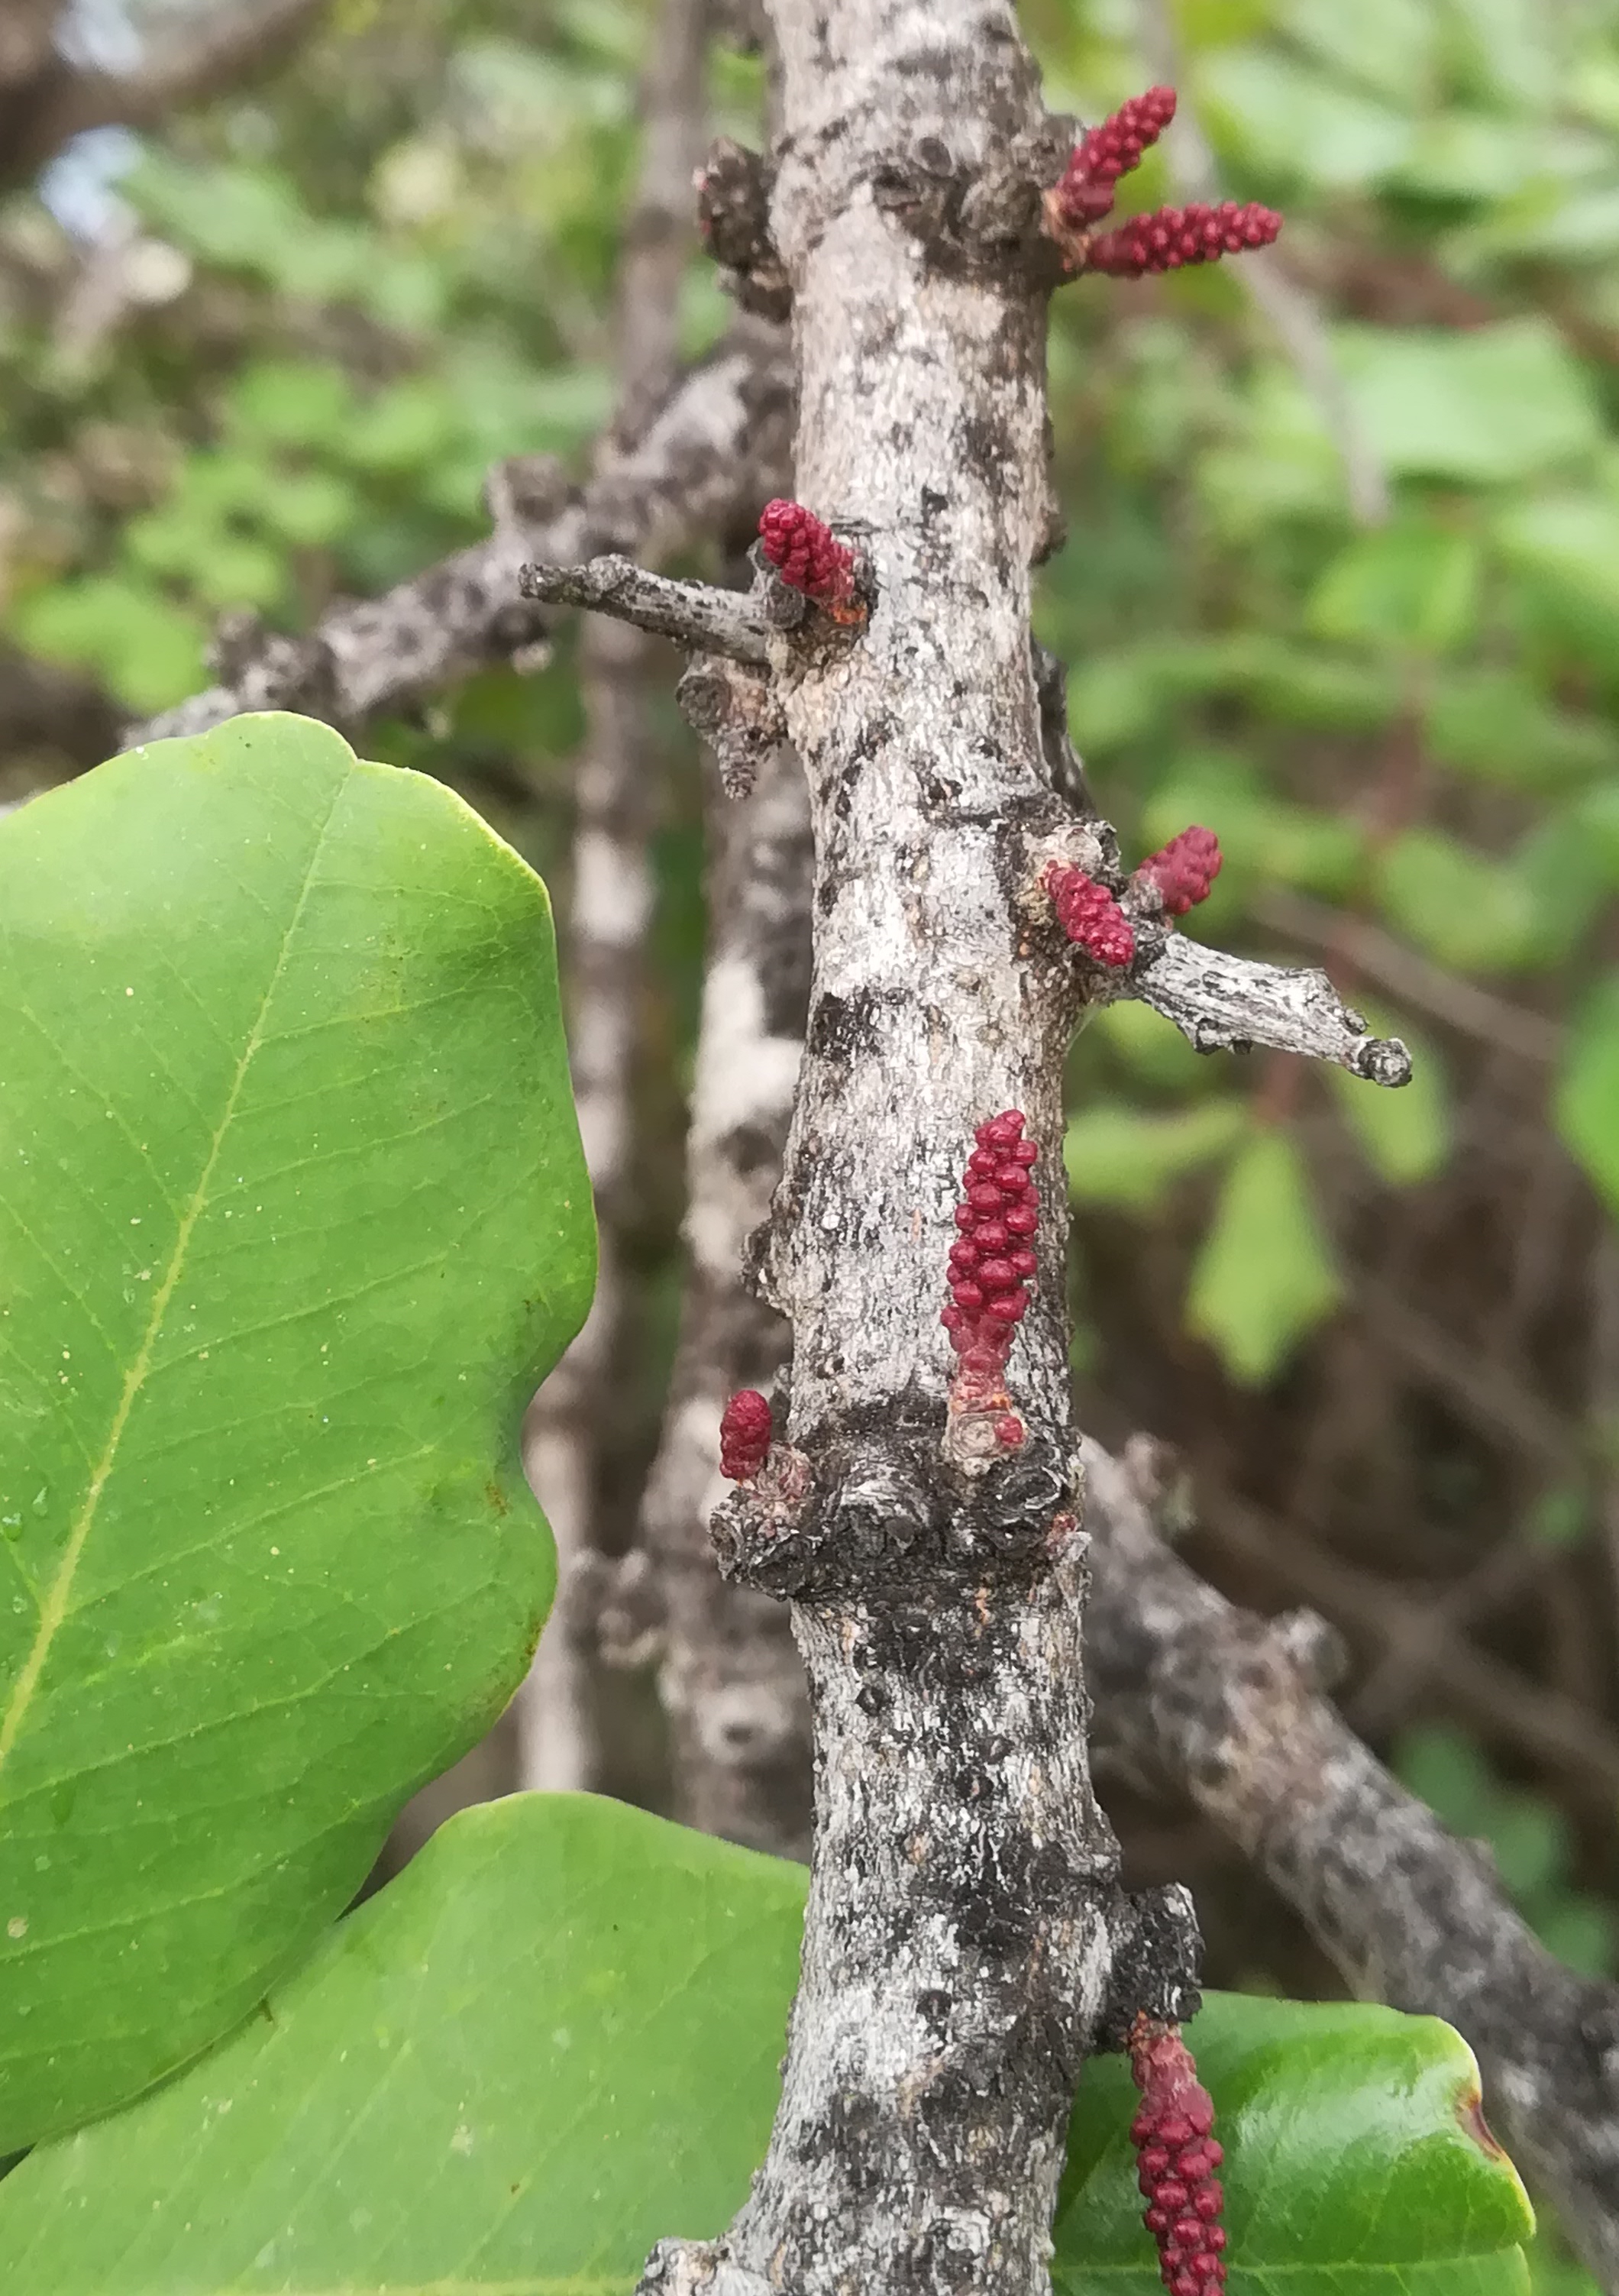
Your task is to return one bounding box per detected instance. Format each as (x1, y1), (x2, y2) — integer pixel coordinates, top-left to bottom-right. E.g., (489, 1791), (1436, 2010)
(1052, 86), (1178, 227)
(1129, 2016), (1229, 2296)
(1140, 826), (1222, 915)
(758, 500), (856, 607)
(942, 1113), (1040, 1379)
(1090, 199), (1281, 277)
(1043, 863), (1136, 969)
(1047, 87), (1282, 280)
(719, 1389), (774, 1481)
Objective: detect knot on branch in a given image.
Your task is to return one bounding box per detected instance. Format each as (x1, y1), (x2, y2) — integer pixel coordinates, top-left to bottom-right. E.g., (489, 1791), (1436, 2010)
(1094, 1883), (1205, 2052)
(696, 139), (791, 322)
(869, 124), (1074, 280)
(676, 655), (786, 799)
(713, 1405), (1078, 1600)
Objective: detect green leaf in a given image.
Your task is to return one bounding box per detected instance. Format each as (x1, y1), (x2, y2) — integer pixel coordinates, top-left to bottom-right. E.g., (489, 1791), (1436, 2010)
(11, 579), (206, 716)
(1089, 998), (1213, 1089)
(1375, 830), (1541, 974)
(0, 714), (593, 2150)
(1065, 1100), (1248, 1211)
(1493, 494), (1619, 671)
(1308, 522), (1482, 658)
(0, 1795), (1533, 2296)
(1198, 50), (1417, 186)
(1187, 1130), (1343, 1383)
(1556, 973), (1619, 1218)
(1423, 672), (1619, 794)
(1055, 1991), (1530, 2296)
(224, 361), (359, 450)
(1327, 1008), (1449, 1184)
(1337, 322), (1601, 484)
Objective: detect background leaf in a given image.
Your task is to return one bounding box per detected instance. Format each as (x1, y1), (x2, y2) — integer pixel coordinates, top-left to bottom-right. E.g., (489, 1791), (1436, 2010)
(1064, 1100), (1248, 1211)
(1327, 1011), (1450, 1184)
(1187, 1129), (1343, 1383)
(0, 1794), (1532, 2296)
(1556, 973), (1619, 1218)
(0, 713), (593, 2149)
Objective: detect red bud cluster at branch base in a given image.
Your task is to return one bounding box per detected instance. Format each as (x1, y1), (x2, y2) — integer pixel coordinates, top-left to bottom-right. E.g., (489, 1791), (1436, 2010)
(758, 500), (857, 607)
(1052, 85), (1177, 226)
(1046, 85), (1281, 281)
(1090, 200), (1280, 277)
(1141, 826), (1223, 914)
(719, 1388), (774, 1481)
(1043, 864), (1136, 968)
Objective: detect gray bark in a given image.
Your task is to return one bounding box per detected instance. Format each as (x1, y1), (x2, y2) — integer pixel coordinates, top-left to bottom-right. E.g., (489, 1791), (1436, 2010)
(632, 8), (1127, 2291)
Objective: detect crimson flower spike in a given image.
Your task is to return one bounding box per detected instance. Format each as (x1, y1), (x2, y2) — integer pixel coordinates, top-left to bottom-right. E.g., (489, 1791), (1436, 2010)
(1089, 199), (1281, 277)
(1129, 2015), (1229, 2296)
(1052, 86), (1178, 228)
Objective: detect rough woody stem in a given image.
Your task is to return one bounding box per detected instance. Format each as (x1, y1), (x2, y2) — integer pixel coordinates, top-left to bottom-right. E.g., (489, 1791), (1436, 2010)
(517, 558), (771, 664)
(621, 738), (814, 1858)
(1079, 1437), (1619, 2292)
(638, 7), (1129, 2293)
(519, 0), (713, 1792)
(1129, 933), (1412, 1084)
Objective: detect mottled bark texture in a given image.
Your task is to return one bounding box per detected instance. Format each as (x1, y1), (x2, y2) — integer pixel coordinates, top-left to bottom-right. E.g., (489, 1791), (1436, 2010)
(134, 322), (792, 745)
(603, 737), (814, 1860)
(519, 0), (713, 1795)
(1080, 1439), (1619, 2292)
(638, 7), (1131, 2293)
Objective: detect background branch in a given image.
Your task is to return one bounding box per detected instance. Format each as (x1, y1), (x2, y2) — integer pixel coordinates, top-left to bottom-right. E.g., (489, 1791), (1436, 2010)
(1, 0), (331, 191)
(1081, 1437), (1619, 2288)
(518, 0), (716, 1793)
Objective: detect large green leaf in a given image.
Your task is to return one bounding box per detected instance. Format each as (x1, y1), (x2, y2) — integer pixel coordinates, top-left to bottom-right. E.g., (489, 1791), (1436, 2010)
(0, 1793), (1533, 2296)
(0, 713), (593, 2150)
(1308, 522), (1482, 659)
(1055, 1991), (1530, 2296)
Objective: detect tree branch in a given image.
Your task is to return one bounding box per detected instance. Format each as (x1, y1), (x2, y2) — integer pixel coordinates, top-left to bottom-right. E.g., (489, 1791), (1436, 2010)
(1080, 1437), (1619, 2291)
(1129, 930), (1413, 1084)
(517, 556), (771, 665)
(133, 319), (793, 744)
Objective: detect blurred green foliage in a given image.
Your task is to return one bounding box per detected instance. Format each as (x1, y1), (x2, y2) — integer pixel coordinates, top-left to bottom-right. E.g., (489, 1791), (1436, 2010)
(1034, 0), (1619, 1390)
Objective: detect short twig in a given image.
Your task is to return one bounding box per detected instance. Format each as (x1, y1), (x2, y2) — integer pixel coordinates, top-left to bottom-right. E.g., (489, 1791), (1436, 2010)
(518, 556), (772, 665)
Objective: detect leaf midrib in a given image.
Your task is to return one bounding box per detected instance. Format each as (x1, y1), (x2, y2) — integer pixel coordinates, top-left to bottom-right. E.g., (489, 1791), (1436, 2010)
(0, 771), (347, 1777)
